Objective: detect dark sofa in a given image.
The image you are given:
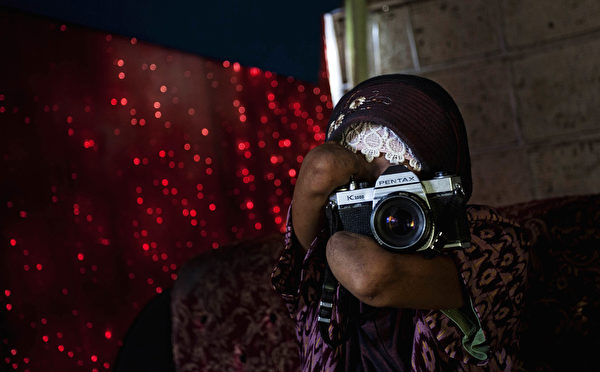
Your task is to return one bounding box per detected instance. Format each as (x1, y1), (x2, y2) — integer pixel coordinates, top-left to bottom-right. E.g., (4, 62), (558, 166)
(169, 194), (600, 371)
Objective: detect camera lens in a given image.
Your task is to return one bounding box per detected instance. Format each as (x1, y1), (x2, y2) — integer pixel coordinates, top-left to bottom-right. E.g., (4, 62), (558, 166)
(370, 193), (432, 251)
(384, 211), (416, 235)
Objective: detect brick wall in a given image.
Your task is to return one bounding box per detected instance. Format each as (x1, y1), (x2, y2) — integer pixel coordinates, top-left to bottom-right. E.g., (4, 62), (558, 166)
(331, 0), (600, 206)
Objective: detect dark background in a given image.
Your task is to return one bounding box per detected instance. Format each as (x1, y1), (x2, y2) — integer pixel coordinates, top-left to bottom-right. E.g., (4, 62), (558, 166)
(0, 0), (341, 82)
(0, 4), (335, 371)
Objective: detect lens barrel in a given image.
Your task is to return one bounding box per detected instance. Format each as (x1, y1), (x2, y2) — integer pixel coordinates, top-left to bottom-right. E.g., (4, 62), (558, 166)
(370, 192), (433, 251)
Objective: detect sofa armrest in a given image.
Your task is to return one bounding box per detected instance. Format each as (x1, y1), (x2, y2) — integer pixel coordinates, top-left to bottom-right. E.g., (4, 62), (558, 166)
(171, 234), (299, 371)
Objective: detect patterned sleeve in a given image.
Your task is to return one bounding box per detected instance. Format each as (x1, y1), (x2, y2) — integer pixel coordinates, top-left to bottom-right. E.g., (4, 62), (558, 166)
(420, 205), (528, 368)
(271, 205), (327, 318)
(271, 206), (346, 371)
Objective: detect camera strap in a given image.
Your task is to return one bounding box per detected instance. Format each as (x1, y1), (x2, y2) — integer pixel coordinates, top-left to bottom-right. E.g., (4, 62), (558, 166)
(318, 202), (354, 348)
(318, 266), (343, 347)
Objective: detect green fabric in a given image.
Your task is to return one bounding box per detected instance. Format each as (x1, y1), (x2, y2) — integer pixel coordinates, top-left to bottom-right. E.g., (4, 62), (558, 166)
(441, 297), (489, 361)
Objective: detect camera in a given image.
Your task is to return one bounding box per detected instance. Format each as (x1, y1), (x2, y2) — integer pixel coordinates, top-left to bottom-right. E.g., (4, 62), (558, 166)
(326, 165), (471, 253)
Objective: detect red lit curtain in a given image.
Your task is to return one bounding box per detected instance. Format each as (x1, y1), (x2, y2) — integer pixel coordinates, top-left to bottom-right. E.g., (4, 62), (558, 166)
(0, 9), (332, 371)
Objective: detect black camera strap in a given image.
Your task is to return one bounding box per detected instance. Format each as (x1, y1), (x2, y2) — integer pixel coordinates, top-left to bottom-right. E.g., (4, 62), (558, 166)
(318, 266), (359, 348)
(318, 201), (353, 348)
(317, 266), (342, 346)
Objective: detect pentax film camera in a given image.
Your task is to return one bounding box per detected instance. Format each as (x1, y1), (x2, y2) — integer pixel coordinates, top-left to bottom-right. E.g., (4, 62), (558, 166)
(326, 165), (471, 253)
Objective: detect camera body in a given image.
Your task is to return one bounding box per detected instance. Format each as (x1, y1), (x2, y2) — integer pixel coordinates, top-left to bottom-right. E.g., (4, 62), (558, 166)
(327, 165), (471, 253)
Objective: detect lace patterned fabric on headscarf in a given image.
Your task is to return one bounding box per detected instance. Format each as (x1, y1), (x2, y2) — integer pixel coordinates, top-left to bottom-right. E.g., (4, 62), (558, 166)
(340, 122), (423, 172)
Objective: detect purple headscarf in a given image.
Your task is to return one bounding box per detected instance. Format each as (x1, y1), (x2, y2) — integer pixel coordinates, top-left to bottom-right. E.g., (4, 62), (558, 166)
(326, 74), (473, 201)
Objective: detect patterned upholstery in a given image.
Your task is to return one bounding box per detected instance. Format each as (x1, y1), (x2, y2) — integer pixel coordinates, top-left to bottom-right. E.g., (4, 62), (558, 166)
(171, 235), (299, 371)
(498, 194), (600, 372)
(171, 194), (600, 371)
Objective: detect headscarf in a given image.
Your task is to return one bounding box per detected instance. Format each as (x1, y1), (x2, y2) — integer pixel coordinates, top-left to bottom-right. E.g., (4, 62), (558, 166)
(326, 74), (472, 201)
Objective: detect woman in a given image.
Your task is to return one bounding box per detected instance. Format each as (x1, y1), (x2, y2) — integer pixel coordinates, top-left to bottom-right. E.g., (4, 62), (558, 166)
(272, 75), (527, 371)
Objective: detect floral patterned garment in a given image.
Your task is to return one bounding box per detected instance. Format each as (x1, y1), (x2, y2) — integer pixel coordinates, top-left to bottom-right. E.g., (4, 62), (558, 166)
(271, 204), (528, 371)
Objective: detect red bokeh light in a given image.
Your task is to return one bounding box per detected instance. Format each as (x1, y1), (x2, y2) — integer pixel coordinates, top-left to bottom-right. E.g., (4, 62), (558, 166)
(0, 13), (333, 371)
